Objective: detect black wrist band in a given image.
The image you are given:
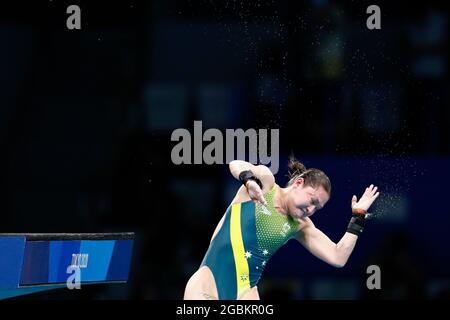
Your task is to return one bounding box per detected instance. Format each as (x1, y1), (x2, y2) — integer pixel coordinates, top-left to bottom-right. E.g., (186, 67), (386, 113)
(239, 170), (263, 189)
(347, 215), (366, 236)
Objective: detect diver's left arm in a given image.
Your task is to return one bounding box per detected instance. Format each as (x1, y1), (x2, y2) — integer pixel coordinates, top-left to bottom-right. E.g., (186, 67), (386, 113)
(297, 219), (358, 268)
(297, 184), (380, 268)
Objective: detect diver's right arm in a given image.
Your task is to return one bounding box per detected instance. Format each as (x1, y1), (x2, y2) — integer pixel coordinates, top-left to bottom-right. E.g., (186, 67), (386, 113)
(229, 160), (275, 204)
(229, 161), (275, 191)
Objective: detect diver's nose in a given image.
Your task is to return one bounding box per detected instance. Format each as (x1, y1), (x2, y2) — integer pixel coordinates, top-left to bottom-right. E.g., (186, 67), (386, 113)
(307, 205), (316, 215)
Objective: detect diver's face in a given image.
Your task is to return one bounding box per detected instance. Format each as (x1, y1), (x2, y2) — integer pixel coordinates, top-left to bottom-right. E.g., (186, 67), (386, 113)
(288, 179), (329, 219)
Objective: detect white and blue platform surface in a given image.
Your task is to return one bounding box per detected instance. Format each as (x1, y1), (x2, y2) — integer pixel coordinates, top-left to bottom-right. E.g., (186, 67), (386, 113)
(0, 233), (134, 299)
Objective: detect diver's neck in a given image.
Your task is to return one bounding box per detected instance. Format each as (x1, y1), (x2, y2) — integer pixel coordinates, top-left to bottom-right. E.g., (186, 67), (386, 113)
(273, 185), (290, 217)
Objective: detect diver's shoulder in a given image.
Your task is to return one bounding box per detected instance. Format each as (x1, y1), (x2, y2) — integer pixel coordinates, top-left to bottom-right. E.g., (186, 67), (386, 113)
(230, 185), (252, 205)
(297, 217), (314, 232)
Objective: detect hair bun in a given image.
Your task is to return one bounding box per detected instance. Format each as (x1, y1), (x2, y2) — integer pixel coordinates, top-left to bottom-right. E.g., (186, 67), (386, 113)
(286, 155), (331, 195)
(287, 155), (307, 179)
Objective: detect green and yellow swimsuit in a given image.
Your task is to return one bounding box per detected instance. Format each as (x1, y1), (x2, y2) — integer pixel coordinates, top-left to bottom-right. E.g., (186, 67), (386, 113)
(200, 185), (300, 299)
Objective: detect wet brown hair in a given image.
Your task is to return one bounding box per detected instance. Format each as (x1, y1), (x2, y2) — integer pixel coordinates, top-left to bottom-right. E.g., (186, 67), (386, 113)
(287, 156), (331, 196)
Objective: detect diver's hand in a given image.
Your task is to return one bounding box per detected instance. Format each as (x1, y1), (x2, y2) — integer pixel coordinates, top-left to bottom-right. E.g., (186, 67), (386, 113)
(245, 180), (267, 205)
(351, 184), (380, 216)
(347, 185), (380, 235)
